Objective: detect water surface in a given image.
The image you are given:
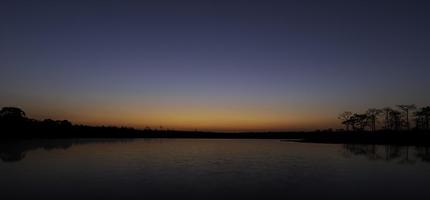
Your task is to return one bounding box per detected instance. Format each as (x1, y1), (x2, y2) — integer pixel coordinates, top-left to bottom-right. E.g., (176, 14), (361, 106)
(1, 139), (430, 199)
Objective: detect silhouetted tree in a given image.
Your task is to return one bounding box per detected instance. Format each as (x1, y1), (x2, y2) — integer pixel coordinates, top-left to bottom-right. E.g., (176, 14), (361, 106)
(342, 106), (420, 131)
(0, 107), (26, 120)
(389, 110), (402, 131)
(415, 106), (430, 130)
(415, 110), (424, 130)
(423, 107), (430, 130)
(352, 113), (369, 131)
(381, 108), (402, 130)
(381, 107), (393, 130)
(366, 108), (382, 132)
(338, 111), (353, 131)
(60, 120), (72, 127)
(397, 104), (416, 130)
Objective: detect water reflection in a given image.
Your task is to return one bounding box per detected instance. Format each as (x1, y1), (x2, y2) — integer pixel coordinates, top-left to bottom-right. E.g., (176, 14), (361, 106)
(2, 139), (430, 199)
(343, 144), (430, 164)
(0, 139), (133, 162)
(3, 139), (430, 165)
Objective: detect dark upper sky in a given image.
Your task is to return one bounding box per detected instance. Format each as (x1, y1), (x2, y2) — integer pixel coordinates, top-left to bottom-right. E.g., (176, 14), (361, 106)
(1, 0), (429, 131)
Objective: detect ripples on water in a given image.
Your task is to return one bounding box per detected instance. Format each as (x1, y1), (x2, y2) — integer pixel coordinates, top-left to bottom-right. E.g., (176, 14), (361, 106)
(1, 139), (430, 199)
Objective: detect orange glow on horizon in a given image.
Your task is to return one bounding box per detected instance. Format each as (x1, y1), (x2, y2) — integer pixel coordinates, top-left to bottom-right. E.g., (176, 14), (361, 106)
(28, 107), (339, 132)
(10, 97), (342, 132)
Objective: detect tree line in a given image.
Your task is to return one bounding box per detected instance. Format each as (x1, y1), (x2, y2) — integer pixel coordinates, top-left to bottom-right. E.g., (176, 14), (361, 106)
(0, 107), (144, 138)
(2, 105), (429, 139)
(338, 104), (430, 132)
(0, 106), (306, 139)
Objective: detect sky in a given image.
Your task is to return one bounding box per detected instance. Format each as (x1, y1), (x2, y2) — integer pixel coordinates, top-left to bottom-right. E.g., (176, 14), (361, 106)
(1, 0), (429, 131)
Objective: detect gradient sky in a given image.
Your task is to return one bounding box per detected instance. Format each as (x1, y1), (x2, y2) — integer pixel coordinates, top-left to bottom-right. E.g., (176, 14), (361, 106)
(1, 0), (429, 131)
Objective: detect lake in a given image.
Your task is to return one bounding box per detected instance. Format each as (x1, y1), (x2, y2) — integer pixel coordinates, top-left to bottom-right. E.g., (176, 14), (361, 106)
(1, 139), (430, 199)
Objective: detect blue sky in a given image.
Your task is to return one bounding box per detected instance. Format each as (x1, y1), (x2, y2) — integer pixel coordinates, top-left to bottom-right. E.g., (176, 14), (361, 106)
(1, 0), (429, 131)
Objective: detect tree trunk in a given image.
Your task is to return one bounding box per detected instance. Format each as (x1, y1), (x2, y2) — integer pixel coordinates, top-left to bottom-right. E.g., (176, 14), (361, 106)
(406, 110), (410, 130)
(426, 115), (429, 130)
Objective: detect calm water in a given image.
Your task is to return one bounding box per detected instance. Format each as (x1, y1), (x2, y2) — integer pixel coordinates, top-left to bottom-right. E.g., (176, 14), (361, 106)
(1, 139), (430, 199)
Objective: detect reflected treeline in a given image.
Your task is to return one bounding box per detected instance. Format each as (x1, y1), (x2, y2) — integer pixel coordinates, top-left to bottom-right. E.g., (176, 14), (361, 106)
(343, 144), (430, 164)
(0, 139), (133, 163)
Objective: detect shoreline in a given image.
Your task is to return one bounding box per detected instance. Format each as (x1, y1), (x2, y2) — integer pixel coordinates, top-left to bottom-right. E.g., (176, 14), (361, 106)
(2, 131), (430, 145)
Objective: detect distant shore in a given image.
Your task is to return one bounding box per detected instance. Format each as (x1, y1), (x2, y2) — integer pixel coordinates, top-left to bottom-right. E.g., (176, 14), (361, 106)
(2, 128), (430, 145)
(2, 106), (430, 144)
